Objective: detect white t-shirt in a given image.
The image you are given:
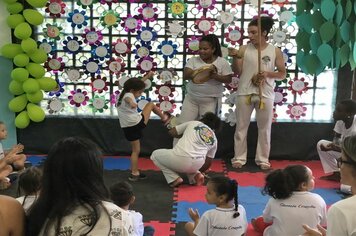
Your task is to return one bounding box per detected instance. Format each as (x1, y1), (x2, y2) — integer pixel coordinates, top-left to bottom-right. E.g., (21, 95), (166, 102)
(334, 115), (356, 140)
(16, 195), (37, 213)
(0, 142), (4, 160)
(127, 210), (144, 236)
(38, 201), (132, 236)
(185, 56), (233, 97)
(326, 195), (356, 236)
(117, 93), (142, 128)
(262, 191), (327, 236)
(237, 44), (278, 99)
(173, 121), (217, 159)
(193, 205), (248, 236)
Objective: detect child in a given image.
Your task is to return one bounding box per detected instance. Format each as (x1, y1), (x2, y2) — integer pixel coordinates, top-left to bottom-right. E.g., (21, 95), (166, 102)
(185, 176), (248, 236)
(16, 166), (42, 213)
(117, 73), (172, 181)
(0, 121), (26, 189)
(317, 99), (356, 181)
(110, 181), (154, 236)
(252, 165), (327, 236)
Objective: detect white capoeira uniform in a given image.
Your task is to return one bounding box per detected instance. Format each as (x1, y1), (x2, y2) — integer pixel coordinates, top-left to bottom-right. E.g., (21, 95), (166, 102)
(178, 56), (233, 124)
(317, 116), (356, 174)
(232, 44), (280, 167)
(151, 121), (217, 184)
(262, 191), (327, 236)
(193, 205), (248, 236)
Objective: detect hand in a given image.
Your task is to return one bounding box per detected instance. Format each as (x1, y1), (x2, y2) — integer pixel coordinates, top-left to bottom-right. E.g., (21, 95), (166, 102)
(320, 143), (332, 152)
(251, 74), (265, 87)
(130, 102), (138, 109)
(142, 71), (156, 81)
(188, 208), (200, 222)
(228, 48), (241, 58)
(302, 224), (326, 236)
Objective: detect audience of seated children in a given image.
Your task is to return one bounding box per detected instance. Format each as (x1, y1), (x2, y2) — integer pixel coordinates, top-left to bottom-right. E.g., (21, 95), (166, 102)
(26, 137), (131, 236)
(185, 176), (248, 236)
(16, 166), (42, 213)
(110, 181), (155, 236)
(252, 165), (327, 236)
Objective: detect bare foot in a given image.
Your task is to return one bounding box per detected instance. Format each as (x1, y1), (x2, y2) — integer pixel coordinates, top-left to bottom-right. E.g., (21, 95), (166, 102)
(194, 173), (204, 186)
(232, 162), (243, 168)
(169, 177), (183, 188)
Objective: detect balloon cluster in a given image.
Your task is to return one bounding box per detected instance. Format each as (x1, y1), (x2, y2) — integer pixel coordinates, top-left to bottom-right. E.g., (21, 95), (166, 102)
(1, 0), (56, 129)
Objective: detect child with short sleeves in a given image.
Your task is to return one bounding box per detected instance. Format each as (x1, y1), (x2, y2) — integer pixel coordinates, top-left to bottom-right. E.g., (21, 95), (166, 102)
(185, 176), (248, 236)
(117, 74), (172, 182)
(251, 165), (327, 236)
(110, 181), (154, 236)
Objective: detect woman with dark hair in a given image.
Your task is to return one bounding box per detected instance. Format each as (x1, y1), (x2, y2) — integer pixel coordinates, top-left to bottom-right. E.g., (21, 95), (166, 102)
(151, 112), (221, 187)
(26, 137), (130, 236)
(178, 34), (233, 126)
(229, 17), (286, 170)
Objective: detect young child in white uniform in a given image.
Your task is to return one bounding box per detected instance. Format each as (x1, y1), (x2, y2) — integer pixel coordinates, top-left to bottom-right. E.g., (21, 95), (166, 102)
(110, 181), (154, 236)
(252, 165), (327, 236)
(117, 75), (172, 181)
(185, 176), (248, 236)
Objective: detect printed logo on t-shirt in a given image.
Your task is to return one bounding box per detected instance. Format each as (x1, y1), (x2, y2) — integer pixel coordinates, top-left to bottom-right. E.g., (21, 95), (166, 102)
(210, 225), (242, 230)
(194, 125), (215, 145)
(262, 56), (271, 64)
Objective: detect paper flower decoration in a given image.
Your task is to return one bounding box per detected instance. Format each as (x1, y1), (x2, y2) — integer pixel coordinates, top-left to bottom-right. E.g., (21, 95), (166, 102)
(137, 56), (157, 73)
(62, 36), (83, 54)
(90, 75), (108, 93)
(106, 58), (126, 75)
(224, 108), (236, 126)
(82, 58), (101, 76)
(112, 39), (131, 56)
(64, 69), (82, 83)
(68, 88), (89, 107)
(48, 78), (65, 97)
(272, 107), (278, 122)
(158, 68), (178, 83)
(121, 14), (142, 33)
(100, 0), (118, 6)
(253, 10), (274, 19)
(136, 96), (151, 112)
(76, 0), (97, 8)
(100, 10), (120, 28)
(279, 7), (295, 25)
(226, 0), (244, 7)
(82, 28), (103, 45)
(116, 73), (131, 88)
(91, 43), (111, 61)
(167, 21), (186, 38)
(288, 77), (309, 95)
(138, 3), (158, 22)
(132, 42), (153, 59)
(158, 40), (178, 59)
(195, 17), (215, 35)
(47, 98), (64, 114)
(110, 90), (120, 105)
(168, 0), (188, 18)
(282, 49), (292, 66)
(43, 23), (62, 40)
(45, 0), (66, 18)
(137, 27), (158, 43)
(287, 103), (307, 120)
(155, 84), (176, 101)
(272, 0), (289, 7)
(38, 39), (56, 54)
(157, 98), (176, 113)
(225, 26), (243, 45)
(217, 10), (237, 27)
(224, 92), (238, 106)
(270, 28), (290, 46)
(196, 0), (216, 11)
(273, 87), (287, 106)
(44, 56), (65, 73)
(276, 72), (289, 86)
(186, 36), (201, 54)
(89, 96), (109, 113)
(225, 75), (239, 92)
(67, 9), (88, 29)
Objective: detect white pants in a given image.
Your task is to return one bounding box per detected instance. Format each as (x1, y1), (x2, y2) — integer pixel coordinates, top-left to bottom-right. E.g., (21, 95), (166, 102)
(317, 140), (340, 174)
(150, 149), (205, 184)
(232, 95), (274, 166)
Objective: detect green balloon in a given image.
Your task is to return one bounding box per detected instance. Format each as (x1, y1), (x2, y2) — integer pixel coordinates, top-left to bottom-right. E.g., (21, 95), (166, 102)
(7, 2), (24, 14)
(29, 48), (47, 64)
(14, 53), (30, 67)
(9, 80), (24, 95)
(1, 43), (23, 59)
(11, 68), (29, 82)
(4, 0), (18, 3)
(23, 9), (44, 26)
(15, 111), (30, 129)
(26, 90), (43, 103)
(21, 38), (37, 54)
(26, 63), (45, 79)
(26, 0), (47, 8)
(6, 14), (25, 29)
(8, 94), (28, 112)
(37, 77), (57, 91)
(23, 78), (40, 94)
(14, 22), (32, 40)
(27, 103), (45, 122)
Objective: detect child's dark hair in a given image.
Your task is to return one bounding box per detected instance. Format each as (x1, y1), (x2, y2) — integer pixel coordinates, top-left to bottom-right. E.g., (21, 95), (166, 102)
(200, 34), (222, 57)
(249, 16), (274, 36)
(200, 112), (221, 132)
(117, 78), (145, 106)
(338, 99), (356, 114)
(262, 165), (309, 199)
(17, 166), (42, 208)
(209, 176), (240, 218)
(109, 181), (134, 207)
